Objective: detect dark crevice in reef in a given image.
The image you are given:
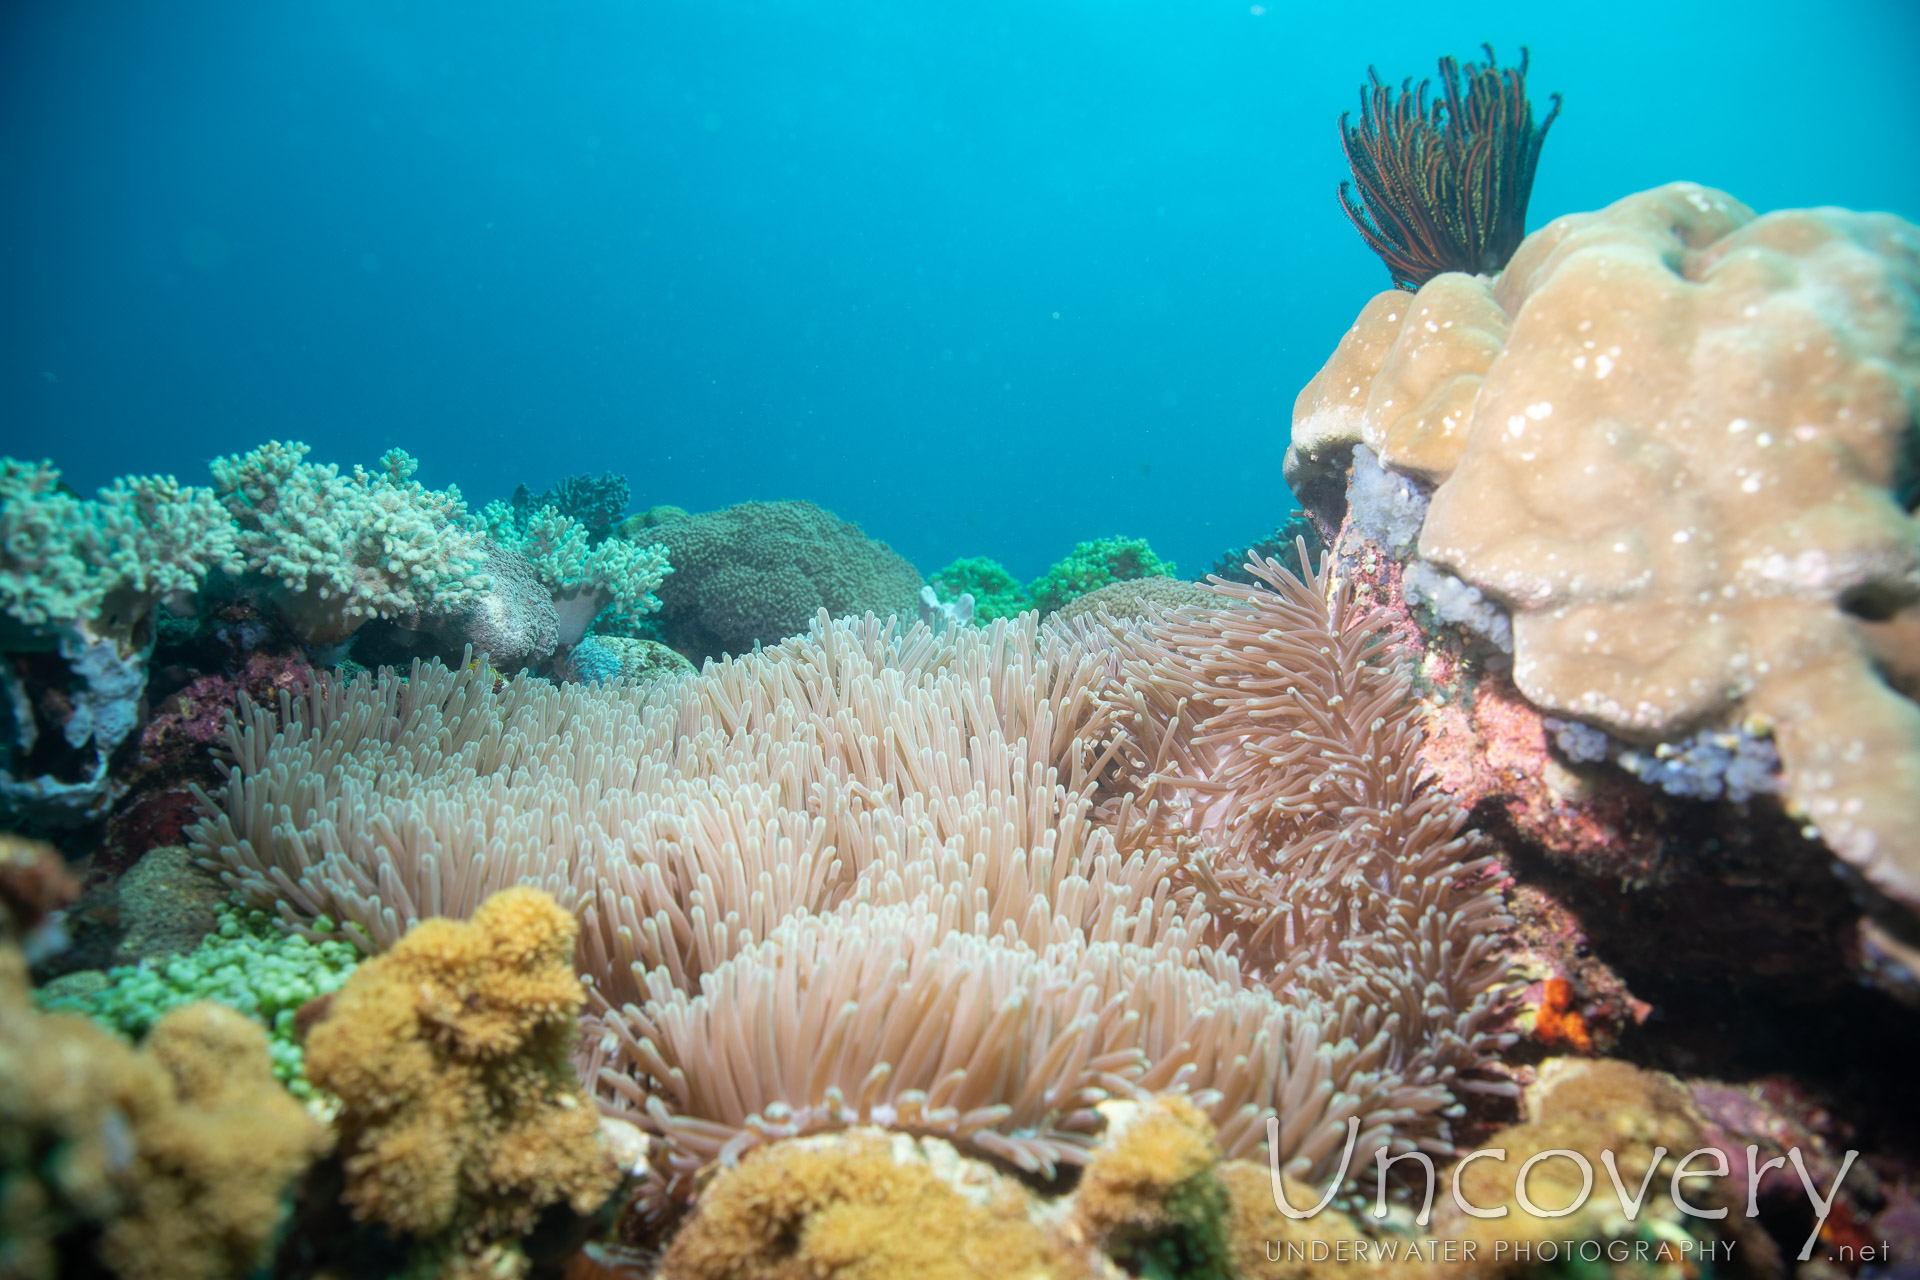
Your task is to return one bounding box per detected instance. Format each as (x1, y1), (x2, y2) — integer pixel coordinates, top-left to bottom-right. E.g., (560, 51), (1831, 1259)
(1484, 797), (1920, 1152)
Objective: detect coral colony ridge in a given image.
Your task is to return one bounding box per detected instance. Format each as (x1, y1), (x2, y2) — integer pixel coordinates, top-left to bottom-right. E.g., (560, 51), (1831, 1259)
(2, 40), (1919, 1280)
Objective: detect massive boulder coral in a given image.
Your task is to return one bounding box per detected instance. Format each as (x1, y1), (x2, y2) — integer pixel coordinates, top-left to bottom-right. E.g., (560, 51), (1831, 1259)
(1287, 182), (1920, 909)
(641, 498), (923, 657)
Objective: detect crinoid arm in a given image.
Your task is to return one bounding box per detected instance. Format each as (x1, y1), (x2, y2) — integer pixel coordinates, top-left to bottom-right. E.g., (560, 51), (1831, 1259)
(1338, 45), (1560, 290)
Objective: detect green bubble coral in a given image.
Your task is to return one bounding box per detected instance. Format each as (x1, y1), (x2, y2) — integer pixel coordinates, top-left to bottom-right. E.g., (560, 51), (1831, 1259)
(929, 556), (1029, 623)
(36, 905), (359, 1099)
(1026, 536), (1176, 617)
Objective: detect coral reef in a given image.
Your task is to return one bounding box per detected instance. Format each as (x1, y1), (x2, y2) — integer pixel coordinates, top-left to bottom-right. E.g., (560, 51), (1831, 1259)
(1289, 182), (1920, 913)
(302, 886), (621, 1278)
(19, 168), (1920, 1280)
(0, 459), (241, 821)
(641, 499), (923, 658)
(1026, 535), (1176, 616)
(1339, 46), (1560, 290)
(1052, 574), (1213, 623)
(657, 1130), (1085, 1280)
(38, 900), (359, 1097)
(0, 942), (326, 1280)
(484, 503), (671, 647)
(210, 442), (491, 647)
(190, 570), (1511, 1215)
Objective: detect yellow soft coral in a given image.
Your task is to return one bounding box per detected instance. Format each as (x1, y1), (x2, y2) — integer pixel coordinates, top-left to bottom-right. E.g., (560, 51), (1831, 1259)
(1073, 1097), (1232, 1278)
(1289, 182), (1920, 908)
(302, 886), (620, 1278)
(0, 947), (325, 1280)
(660, 1129), (1086, 1280)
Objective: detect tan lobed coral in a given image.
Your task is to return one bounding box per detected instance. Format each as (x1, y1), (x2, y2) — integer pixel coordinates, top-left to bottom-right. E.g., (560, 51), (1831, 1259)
(1424, 1058), (1780, 1280)
(190, 585), (1509, 1210)
(301, 885), (622, 1280)
(1287, 182), (1920, 908)
(0, 947), (326, 1280)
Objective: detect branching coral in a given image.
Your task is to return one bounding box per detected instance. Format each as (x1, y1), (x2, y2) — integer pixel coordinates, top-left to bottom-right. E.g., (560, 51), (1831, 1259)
(209, 441), (491, 646)
(511, 471), (632, 540)
(0, 459), (240, 818)
(0, 459), (240, 652)
(482, 504), (671, 646)
(1339, 46), (1560, 290)
(301, 886), (622, 1279)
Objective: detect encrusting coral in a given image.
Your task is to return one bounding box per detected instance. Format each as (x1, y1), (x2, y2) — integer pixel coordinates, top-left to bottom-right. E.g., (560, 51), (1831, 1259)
(300, 885), (622, 1279)
(1288, 181), (1920, 911)
(0, 943), (327, 1280)
(188, 552), (1512, 1212)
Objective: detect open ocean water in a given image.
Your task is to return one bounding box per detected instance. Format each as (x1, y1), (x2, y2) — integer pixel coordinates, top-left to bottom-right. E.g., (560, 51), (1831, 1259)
(3, 0), (1916, 579)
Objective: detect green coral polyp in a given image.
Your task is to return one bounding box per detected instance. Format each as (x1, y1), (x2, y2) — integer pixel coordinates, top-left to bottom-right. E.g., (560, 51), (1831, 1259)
(36, 905), (360, 1098)
(934, 537), (1177, 622)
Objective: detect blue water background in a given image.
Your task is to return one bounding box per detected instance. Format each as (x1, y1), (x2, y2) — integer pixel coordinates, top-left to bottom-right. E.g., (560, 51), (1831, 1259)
(3, 1), (1916, 582)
